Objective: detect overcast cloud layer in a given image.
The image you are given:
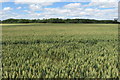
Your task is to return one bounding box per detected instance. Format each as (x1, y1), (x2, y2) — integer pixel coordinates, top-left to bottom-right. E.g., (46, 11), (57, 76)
(0, 0), (119, 20)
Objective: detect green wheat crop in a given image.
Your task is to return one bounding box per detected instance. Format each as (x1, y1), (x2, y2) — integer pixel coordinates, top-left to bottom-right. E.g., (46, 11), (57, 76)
(2, 23), (119, 78)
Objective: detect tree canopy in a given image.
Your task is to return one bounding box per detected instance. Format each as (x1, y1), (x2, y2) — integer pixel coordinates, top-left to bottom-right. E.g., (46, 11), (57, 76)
(1, 18), (119, 24)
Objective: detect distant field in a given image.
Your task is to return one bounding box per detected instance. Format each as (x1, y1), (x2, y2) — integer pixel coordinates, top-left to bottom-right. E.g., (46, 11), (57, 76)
(2, 23), (119, 78)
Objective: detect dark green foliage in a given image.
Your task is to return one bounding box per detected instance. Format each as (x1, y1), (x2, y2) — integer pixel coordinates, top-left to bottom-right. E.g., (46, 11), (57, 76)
(1, 18), (119, 24)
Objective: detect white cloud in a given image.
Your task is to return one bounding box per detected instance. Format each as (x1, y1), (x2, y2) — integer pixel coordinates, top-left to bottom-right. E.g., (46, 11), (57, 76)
(2, 5), (117, 20)
(16, 6), (21, 9)
(1, 0), (118, 20)
(1, 0), (119, 3)
(14, 0), (59, 12)
(14, 0), (61, 4)
(28, 2), (53, 11)
(29, 4), (42, 11)
(0, 0), (11, 2)
(64, 3), (81, 8)
(91, 0), (118, 2)
(87, 2), (118, 8)
(3, 7), (12, 11)
(85, 8), (95, 12)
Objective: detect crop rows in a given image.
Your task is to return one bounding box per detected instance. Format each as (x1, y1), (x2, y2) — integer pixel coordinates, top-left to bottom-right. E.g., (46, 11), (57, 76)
(2, 24), (119, 78)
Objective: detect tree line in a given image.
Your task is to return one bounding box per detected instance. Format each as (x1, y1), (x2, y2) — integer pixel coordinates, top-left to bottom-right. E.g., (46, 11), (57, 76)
(0, 18), (119, 24)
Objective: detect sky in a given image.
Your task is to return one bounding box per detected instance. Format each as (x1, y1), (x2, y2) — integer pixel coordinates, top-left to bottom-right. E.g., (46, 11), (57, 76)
(0, 0), (119, 20)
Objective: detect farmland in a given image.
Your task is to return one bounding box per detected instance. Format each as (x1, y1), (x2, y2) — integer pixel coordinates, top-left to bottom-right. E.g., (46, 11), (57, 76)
(2, 23), (119, 78)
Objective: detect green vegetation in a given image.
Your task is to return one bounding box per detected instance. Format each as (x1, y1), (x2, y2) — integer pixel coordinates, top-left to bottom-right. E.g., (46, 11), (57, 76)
(2, 23), (119, 78)
(1, 18), (118, 24)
